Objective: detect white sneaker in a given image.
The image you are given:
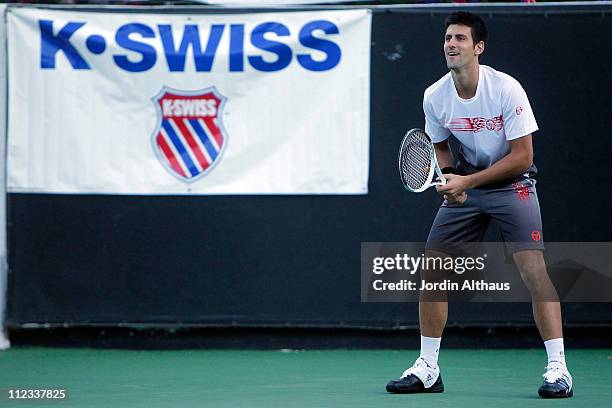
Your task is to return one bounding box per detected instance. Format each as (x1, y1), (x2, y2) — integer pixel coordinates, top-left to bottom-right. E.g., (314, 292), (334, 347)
(538, 361), (573, 398)
(386, 357), (444, 393)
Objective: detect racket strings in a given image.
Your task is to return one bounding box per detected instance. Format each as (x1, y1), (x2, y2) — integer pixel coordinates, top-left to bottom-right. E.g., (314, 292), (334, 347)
(400, 131), (434, 190)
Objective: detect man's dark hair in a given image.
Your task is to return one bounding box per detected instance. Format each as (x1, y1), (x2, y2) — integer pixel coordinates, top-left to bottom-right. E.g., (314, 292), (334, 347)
(445, 11), (488, 46)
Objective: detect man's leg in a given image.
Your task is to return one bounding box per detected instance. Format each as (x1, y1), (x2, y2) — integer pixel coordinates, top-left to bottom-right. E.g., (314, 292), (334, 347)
(513, 250), (562, 340)
(487, 179), (573, 398)
(513, 250), (572, 398)
(419, 301), (447, 338)
(417, 299), (447, 387)
(386, 193), (487, 394)
(419, 249), (449, 337)
(416, 249), (450, 377)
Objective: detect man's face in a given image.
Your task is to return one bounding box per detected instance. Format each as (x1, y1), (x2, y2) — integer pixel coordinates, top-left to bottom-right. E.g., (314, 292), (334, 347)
(444, 24), (483, 69)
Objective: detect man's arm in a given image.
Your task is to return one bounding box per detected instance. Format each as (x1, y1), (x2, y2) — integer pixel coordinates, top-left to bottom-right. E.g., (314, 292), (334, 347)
(434, 140), (468, 204)
(433, 140), (454, 169)
(437, 134), (533, 196)
(467, 134), (533, 188)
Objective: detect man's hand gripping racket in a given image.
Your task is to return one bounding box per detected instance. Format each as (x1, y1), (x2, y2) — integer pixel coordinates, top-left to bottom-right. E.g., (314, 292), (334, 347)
(398, 128), (467, 204)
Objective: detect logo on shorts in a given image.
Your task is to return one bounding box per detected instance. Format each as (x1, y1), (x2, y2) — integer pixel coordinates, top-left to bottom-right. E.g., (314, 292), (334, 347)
(516, 106), (523, 115)
(531, 230), (542, 241)
(151, 86), (228, 182)
(512, 182), (530, 201)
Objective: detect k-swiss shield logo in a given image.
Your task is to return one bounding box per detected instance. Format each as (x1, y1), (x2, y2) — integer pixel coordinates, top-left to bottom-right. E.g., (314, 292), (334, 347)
(152, 87), (228, 182)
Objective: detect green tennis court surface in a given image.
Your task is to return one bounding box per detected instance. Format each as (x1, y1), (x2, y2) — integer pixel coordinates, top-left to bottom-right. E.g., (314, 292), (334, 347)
(1, 348), (610, 407)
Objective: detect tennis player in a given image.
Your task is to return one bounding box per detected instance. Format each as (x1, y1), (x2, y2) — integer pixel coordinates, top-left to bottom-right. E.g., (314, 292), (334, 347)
(386, 11), (573, 398)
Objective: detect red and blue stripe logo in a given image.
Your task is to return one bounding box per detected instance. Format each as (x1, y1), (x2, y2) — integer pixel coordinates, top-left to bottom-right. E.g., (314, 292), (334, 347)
(152, 87), (228, 182)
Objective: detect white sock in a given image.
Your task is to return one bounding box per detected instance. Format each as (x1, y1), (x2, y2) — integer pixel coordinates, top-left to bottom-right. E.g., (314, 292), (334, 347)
(419, 335), (441, 368)
(544, 338), (566, 367)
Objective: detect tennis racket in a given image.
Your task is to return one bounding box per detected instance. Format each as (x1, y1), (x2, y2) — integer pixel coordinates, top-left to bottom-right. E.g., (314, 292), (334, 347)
(398, 128), (446, 192)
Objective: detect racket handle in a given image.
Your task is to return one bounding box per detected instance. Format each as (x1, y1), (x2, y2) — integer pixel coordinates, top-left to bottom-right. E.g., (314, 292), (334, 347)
(432, 172), (447, 185)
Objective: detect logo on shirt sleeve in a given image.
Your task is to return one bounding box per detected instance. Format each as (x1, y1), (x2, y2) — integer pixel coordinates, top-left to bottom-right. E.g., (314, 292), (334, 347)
(516, 106), (523, 115)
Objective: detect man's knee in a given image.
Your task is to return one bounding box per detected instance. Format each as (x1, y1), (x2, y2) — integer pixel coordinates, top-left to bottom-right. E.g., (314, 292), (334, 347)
(513, 250), (546, 275)
(513, 250), (558, 301)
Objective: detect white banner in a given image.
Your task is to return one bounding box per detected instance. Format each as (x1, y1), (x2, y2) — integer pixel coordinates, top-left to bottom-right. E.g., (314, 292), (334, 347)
(7, 8), (370, 195)
(0, 4), (10, 349)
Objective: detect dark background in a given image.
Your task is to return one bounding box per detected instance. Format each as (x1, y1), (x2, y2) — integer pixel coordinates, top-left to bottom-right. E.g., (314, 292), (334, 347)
(6, 6), (612, 344)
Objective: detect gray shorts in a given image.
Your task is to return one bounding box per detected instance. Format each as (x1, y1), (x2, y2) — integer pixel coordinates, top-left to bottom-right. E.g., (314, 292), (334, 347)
(426, 178), (545, 254)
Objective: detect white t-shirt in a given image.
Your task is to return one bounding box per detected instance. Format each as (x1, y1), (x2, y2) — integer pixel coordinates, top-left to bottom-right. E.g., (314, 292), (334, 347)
(423, 65), (538, 170)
